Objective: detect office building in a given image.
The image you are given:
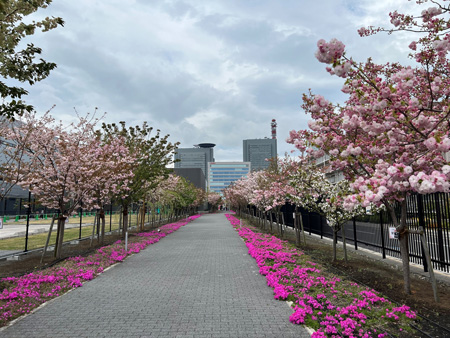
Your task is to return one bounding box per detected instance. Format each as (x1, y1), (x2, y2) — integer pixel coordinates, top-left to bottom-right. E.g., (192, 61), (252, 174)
(315, 153), (345, 183)
(208, 162), (251, 194)
(243, 138), (277, 171)
(174, 143), (215, 180)
(173, 168), (206, 191)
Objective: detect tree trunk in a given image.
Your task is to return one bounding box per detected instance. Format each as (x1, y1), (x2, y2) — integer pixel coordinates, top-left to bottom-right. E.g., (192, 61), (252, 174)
(152, 205), (156, 228)
(122, 205), (129, 239)
(269, 212), (273, 232)
(54, 216), (60, 257)
(298, 212), (306, 245)
(100, 208), (105, 244)
(151, 204), (154, 228)
(136, 206), (140, 230)
(138, 201), (145, 231)
(128, 205), (132, 228)
(387, 200), (411, 294)
(96, 211), (100, 242)
(119, 206), (123, 235)
(341, 223), (348, 262)
(55, 215), (66, 259)
(332, 230), (337, 262)
(90, 212), (97, 247)
(276, 212), (280, 235)
(293, 209), (300, 246)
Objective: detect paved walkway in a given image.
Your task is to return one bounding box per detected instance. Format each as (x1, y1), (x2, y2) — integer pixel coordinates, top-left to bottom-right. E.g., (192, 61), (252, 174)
(0, 213), (310, 338)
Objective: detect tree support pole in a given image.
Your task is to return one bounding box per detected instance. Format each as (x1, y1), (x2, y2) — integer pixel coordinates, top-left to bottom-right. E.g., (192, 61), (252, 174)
(413, 227), (439, 303)
(41, 216), (56, 264)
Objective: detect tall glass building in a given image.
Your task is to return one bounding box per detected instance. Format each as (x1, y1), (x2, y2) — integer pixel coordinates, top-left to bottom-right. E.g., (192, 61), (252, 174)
(243, 138), (277, 171)
(208, 162), (251, 194)
(174, 143), (215, 181)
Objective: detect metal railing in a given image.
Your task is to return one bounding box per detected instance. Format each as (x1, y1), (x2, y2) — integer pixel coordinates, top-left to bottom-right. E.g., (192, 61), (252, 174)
(0, 202), (186, 258)
(245, 192), (450, 273)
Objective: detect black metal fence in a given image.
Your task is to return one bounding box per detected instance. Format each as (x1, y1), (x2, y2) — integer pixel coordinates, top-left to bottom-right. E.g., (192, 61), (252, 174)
(0, 198), (182, 257)
(247, 192), (450, 273)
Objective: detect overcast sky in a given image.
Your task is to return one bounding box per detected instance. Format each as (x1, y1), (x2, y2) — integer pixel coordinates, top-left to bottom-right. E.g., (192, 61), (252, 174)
(19, 0), (419, 162)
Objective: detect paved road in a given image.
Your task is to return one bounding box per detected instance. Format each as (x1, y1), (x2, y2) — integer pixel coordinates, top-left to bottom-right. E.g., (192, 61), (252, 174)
(0, 213), (310, 338)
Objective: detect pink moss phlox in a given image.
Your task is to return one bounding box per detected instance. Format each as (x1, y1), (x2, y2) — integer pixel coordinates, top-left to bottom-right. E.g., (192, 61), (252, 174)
(225, 213), (417, 337)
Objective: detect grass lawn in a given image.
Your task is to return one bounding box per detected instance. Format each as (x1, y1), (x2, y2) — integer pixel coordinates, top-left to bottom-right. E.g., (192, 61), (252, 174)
(0, 221), (123, 251)
(7, 215), (105, 226)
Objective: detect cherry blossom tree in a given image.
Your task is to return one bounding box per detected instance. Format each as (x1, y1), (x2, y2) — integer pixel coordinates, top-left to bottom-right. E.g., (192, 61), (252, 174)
(285, 157), (365, 260)
(191, 187), (206, 211)
(88, 135), (135, 244)
(224, 168), (292, 234)
(101, 121), (179, 236)
(280, 157), (314, 246)
(288, 0), (450, 295)
(167, 175), (198, 219)
(144, 175), (176, 227)
(207, 192), (222, 212)
(223, 171), (258, 216)
(245, 171), (272, 228)
(260, 161), (295, 238)
(6, 111), (113, 258)
(147, 174), (200, 223)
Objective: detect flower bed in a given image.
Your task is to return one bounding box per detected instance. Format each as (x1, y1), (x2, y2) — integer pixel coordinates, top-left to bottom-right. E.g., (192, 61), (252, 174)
(0, 215), (201, 327)
(225, 213), (417, 337)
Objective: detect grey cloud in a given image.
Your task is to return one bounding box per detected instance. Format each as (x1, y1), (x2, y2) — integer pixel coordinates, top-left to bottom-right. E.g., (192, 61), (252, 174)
(20, 0), (418, 163)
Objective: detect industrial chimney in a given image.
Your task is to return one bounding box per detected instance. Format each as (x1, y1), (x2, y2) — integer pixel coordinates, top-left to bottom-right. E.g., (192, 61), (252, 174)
(271, 119), (277, 139)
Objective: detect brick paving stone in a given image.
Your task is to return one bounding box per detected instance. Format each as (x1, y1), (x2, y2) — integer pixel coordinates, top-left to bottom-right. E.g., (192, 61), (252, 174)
(0, 212), (310, 338)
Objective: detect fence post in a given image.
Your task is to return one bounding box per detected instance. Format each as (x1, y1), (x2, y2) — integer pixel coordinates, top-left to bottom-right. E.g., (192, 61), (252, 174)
(308, 212), (311, 235)
(434, 193), (446, 270)
(353, 217), (358, 250)
(24, 190), (31, 252)
(417, 194), (428, 272)
(380, 212), (386, 259)
(110, 204), (113, 232)
(320, 215), (323, 239)
(79, 203), (83, 240)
